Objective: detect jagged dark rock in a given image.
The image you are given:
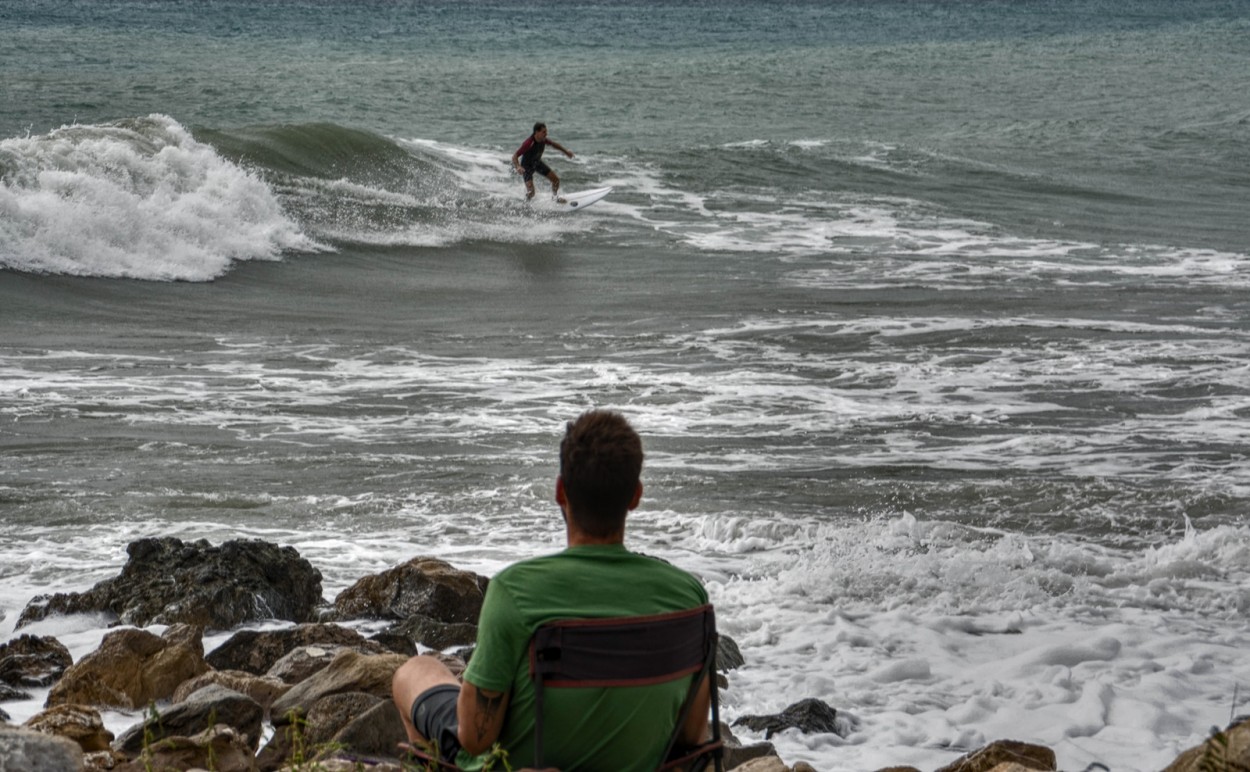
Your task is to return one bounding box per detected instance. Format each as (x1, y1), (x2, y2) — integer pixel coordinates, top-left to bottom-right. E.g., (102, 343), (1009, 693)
(732, 697), (841, 739)
(0, 634), (73, 688)
(16, 537), (323, 631)
(380, 613), (478, 651)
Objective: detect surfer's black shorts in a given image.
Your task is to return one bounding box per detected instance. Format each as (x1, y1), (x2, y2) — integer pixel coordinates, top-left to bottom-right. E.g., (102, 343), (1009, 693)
(409, 683), (462, 762)
(522, 160), (552, 181)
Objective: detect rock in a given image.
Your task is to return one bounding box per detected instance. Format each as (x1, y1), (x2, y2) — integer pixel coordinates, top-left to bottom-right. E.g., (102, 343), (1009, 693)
(172, 670), (290, 713)
(719, 721), (777, 770)
(331, 556), (487, 625)
(328, 699), (407, 760)
(113, 724), (258, 772)
(266, 645), (345, 685)
(935, 739), (1057, 772)
(16, 537), (323, 631)
(0, 723), (85, 771)
(717, 633), (745, 672)
(380, 613), (478, 651)
(301, 692), (381, 749)
(46, 627), (209, 710)
(1, 683), (32, 702)
(1161, 716), (1250, 772)
(83, 748), (130, 770)
(114, 684), (264, 755)
(206, 623), (387, 677)
(732, 697), (841, 739)
(0, 705), (9, 722)
(270, 649), (408, 724)
(730, 756), (791, 772)
(23, 704), (114, 753)
(0, 634), (74, 688)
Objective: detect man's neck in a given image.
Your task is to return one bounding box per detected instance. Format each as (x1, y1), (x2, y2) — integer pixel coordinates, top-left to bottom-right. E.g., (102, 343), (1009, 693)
(567, 531), (625, 547)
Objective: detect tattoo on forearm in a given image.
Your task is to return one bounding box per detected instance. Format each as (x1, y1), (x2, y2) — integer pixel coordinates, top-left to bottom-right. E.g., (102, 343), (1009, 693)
(472, 689), (505, 742)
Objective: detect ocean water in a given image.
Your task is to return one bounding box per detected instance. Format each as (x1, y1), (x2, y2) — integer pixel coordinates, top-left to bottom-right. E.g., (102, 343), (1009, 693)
(2, 1), (1249, 769)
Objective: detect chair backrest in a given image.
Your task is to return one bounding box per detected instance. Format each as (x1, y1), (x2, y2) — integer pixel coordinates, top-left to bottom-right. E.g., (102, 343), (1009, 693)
(528, 603), (724, 771)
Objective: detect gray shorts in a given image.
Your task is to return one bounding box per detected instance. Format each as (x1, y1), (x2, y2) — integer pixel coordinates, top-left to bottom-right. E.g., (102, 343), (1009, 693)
(410, 683), (463, 763)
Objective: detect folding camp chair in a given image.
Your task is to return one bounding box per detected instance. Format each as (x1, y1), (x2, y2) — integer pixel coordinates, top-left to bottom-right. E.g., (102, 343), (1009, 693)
(529, 603), (724, 772)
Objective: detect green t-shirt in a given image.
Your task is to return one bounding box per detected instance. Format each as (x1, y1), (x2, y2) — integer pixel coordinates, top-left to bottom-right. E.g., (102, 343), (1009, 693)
(457, 544), (709, 772)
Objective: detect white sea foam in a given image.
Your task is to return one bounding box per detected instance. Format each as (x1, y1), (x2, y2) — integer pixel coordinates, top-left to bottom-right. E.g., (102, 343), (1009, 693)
(0, 115), (321, 280)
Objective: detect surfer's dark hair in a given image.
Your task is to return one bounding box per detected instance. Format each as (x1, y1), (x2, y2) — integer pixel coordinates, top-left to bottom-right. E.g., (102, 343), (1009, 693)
(533, 121), (546, 134)
(559, 410), (643, 538)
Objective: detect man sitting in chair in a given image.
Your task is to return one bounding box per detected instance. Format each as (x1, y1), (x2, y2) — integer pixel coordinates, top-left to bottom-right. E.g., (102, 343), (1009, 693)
(392, 409), (712, 771)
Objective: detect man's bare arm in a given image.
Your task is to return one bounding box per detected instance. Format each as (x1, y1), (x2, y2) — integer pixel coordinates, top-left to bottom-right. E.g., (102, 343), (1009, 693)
(457, 679), (511, 755)
(678, 674), (712, 746)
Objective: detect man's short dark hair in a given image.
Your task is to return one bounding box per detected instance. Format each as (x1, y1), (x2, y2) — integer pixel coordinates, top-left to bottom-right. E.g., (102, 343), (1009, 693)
(559, 410), (643, 538)
(533, 121), (547, 134)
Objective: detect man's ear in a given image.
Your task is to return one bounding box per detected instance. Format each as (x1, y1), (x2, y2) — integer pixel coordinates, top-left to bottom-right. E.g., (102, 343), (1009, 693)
(628, 482), (643, 511)
(555, 476), (567, 507)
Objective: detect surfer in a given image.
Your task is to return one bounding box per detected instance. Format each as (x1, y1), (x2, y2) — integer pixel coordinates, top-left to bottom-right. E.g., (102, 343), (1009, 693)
(512, 122), (575, 200)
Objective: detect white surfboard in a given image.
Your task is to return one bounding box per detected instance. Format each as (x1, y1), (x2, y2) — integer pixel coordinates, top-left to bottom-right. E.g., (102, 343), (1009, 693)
(554, 186), (613, 212)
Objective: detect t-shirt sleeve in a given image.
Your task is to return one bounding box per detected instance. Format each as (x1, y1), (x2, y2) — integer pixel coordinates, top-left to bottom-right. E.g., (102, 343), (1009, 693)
(462, 574), (527, 694)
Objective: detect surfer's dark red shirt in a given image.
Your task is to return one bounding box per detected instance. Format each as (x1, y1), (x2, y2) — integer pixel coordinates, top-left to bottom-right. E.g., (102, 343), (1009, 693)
(516, 136), (547, 168)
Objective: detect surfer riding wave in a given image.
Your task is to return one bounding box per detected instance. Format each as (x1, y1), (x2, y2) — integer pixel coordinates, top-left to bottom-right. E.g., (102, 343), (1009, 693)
(512, 122), (574, 201)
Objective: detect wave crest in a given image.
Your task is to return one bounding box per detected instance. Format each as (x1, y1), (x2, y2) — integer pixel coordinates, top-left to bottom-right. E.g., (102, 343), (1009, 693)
(0, 114), (320, 281)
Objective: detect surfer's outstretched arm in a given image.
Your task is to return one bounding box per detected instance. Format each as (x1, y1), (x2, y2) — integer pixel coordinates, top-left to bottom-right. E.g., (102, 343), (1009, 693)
(548, 140), (575, 159)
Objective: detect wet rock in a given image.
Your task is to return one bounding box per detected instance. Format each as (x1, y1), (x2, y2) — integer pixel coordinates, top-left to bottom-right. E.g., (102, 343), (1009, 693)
(935, 739), (1057, 772)
(114, 684), (263, 755)
(380, 613), (478, 651)
(46, 627), (209, 710)
(172, 669), (290, 713)
(270, 649), (408, 724)
(1, 682), (32, 702)
(206, 623), (386, 677)
(16, 537), (323, 631)
(717, 633), (745, 672)
(113, 724), (258, 772)
(732, 697), (841, 739)
(23, 704), (114, 753)
(331, 556), (487, 625)
(266, 645), (345, 686)
(0, 634), (74, 688)
(0, 723), (85, 771)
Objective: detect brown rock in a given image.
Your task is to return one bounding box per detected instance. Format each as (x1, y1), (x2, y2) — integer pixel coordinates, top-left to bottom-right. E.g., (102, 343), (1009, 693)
(731, 756), (791, 772)
(206, 623), (387, 677)
(270, 649), (408, 724)
(113, 724), (258, 772)
(265, 645), (343, 685)
(331, 556), (487, 624)
(0, 633), (74, 688)
(935, 739), (1057, 772)
(1161, 716), (1250, 772)
(23, 704), (114, 753)
(302, 692), (381, 749)
(328, 699), (408, 760)
(172, 669), (290, 712)
(114, 684), (264, 755)
(46, 627), (209, 710)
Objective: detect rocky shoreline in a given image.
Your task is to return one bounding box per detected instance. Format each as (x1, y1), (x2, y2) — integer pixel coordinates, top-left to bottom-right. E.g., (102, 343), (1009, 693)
(0, 537), (1245, 771)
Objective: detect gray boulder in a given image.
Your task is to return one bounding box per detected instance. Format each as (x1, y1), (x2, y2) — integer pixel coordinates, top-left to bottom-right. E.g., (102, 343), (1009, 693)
(113, 684), (264, 755)
(331, 556), (487, 625)
(0, 724), (84, 772)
